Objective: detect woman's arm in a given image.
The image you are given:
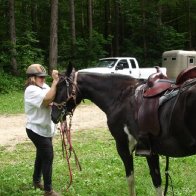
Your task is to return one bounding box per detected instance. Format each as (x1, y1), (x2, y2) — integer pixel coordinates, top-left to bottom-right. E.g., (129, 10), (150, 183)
(43, 70), (59, 106)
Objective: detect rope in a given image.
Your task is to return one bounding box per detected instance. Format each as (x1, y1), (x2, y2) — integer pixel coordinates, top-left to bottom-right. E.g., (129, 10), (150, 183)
(59, 115), (82, 191)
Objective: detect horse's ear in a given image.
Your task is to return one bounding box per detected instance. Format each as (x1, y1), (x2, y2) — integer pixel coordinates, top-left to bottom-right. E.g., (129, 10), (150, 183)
(67, 61), (74, 77)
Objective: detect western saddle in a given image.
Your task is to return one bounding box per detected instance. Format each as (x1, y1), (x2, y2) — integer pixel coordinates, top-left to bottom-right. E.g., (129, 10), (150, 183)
(136, 66), (196, 136)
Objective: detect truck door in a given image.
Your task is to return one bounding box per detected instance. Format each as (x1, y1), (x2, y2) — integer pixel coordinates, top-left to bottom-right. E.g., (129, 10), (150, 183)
(115, 59), (130, 75)
(187, 56), (195, 67)
(129, 59), (140, 78)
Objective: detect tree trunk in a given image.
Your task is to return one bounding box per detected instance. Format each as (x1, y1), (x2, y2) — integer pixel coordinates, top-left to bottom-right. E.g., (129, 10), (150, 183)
(187, 0), (192, 49)
(49, 0), (58, 72)
(141, 0), (147, 65)
(31, 0), (38, 32)
(8, 0), (19, 75)
(88, 0), (93, 41)
(158, 2), (162, 26)
(81, 0), (85, 37)
(69, 0), (76, 58)
(104, 0), (112, 55)
(114, 0), (120, 56)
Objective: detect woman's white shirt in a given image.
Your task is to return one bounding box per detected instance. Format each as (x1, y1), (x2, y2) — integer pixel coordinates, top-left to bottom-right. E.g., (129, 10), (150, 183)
(24, 84), (55, 137)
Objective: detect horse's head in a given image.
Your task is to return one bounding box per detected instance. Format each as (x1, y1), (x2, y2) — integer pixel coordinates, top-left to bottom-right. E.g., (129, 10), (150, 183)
(51, 64), (77, 124)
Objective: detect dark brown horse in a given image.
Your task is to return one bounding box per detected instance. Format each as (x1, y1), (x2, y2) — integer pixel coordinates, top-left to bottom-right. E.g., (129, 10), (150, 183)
(51, 65), (196, 196)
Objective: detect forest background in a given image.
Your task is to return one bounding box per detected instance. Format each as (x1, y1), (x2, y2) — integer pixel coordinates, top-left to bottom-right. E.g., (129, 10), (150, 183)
(0, 0), (196, 93)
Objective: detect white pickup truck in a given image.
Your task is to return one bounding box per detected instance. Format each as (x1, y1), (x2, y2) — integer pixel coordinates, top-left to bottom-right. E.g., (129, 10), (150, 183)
(80, 57), (167, 79)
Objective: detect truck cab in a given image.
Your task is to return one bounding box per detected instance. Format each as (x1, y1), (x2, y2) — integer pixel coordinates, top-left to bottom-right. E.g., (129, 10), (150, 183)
(79, 57), (166, 79)
(98, 57), (141, 77)
(80, 57), (141, 78)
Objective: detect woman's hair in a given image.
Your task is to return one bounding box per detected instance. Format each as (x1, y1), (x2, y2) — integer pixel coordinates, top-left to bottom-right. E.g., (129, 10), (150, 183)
(25, 76), (36, 89)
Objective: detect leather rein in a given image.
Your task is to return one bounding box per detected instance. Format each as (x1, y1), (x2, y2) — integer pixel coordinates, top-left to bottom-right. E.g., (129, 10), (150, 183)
(53, 72), (82, 190)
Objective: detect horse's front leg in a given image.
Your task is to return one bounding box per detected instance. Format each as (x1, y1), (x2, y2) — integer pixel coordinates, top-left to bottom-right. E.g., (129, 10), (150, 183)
(116, 126), (136, 196)
(116, 140), (136, 196)
(146, 155), (163, 196)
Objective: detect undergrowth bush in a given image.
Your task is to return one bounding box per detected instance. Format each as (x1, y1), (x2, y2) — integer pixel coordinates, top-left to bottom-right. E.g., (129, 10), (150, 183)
(0, 71), (24, 94)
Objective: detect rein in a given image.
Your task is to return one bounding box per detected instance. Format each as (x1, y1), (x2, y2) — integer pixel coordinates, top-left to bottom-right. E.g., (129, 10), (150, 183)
(54, 72), (82, 190)
(59, 113), (82, 191)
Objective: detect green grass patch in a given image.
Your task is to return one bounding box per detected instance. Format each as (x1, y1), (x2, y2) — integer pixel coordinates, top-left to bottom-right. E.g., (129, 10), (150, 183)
(0, 90), (92, 115)
(0, 91), (24, 114)
(0, 129), (196, 196)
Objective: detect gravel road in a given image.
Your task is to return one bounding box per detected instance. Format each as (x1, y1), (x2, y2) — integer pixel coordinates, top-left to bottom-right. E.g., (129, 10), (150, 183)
(0, 104), (107, 148)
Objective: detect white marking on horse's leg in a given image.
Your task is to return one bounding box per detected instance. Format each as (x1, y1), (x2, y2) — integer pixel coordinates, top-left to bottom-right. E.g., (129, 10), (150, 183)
(127, 172), (136, 196)
(124, 125), (137, 153)
(124, 125), (136, 196)
(156, 186), (163, 196)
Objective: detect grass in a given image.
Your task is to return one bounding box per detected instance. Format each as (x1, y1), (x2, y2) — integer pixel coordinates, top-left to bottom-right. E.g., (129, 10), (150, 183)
(0, 91), (24, 114)
(0, 129), (196, 196)
(0, 91), (92, 115)
(0, 92), (196, 195)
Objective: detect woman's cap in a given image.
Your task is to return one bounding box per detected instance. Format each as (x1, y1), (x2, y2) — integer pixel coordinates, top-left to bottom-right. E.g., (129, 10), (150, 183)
(26, 64), (48, 77)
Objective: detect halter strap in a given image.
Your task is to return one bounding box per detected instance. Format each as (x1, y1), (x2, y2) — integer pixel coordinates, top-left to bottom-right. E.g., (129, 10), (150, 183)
(53, 71), (79, 117)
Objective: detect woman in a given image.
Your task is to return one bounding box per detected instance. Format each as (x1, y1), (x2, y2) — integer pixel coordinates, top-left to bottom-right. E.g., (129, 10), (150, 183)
(24, 64), (59, 196)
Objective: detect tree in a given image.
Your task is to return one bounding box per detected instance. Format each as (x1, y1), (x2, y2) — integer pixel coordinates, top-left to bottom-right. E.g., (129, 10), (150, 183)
(88, 0), (93, 41)
(104, 0), (112, 55)
(31, 0), (38, 32)
(49, 0), (58, 72)
(8, 0), (18, 75)
(114, 0), (120, 56)
(69, 0), (76, 58)
(141, 0), (147, 64)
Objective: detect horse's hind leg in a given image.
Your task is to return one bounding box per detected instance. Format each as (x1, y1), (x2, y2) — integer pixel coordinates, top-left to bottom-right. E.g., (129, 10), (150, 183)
(146, 155), (163, 196)
(116, 141), (136, 196)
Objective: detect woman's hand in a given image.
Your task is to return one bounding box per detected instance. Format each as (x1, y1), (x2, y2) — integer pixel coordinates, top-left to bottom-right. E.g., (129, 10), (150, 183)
(52, 70), (59, 83)
(43, 70), (59, 106)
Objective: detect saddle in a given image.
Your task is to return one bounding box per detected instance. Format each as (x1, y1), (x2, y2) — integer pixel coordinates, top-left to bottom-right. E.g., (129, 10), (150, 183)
(136, 66), (196, 136)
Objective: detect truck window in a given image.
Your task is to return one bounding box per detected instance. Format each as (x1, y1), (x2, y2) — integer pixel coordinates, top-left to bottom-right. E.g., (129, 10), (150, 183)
(129, 59), (136, 68)
(98, 59), (117, 68)
(117, 60), (129, 69)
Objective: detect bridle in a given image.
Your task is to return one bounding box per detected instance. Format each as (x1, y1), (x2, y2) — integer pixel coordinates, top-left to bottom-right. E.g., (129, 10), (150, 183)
(53, 71), (78, 121)
(53, 71), (82, 190)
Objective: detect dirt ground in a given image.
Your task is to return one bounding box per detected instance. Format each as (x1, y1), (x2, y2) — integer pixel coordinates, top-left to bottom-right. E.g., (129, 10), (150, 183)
(0, 104), (107, 148)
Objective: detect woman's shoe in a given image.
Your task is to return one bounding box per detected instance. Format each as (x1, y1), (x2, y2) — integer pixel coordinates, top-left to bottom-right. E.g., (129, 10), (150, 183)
(44, 190), (59, 196)
(33, 182), (44, 190)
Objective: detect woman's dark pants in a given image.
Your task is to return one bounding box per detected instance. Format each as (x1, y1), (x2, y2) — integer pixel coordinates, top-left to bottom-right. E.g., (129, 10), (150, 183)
(26, 128), (53, 191)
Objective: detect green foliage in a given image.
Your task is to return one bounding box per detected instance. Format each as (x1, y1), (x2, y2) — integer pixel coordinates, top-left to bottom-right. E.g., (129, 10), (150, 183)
(74, 31), (110, 69)
(0, 129), (196, 195)
(1, 0), (196, 76)
(0, 31), (45, 74)
(0, 41), (12, 71)
(0, 71), (24, 94)
(58, 31), (110, 70)
(161, 26), (187, 50)
(16, 31), (45, 74)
